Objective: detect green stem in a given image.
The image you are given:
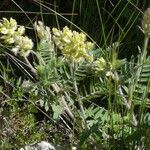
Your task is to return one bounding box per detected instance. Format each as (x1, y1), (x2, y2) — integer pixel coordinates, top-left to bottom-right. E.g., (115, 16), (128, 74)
(24, 56), (37, 75)
(72, 62), (87, 128)
(141, 36), (149, 63)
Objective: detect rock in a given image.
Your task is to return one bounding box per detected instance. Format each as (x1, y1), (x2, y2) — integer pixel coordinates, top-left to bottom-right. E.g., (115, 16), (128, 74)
(20, 141), (55, 150)
(37, 141), (55, 150)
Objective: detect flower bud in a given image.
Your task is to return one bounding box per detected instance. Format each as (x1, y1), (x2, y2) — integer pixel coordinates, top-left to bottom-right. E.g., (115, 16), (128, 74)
(142, 8), (150, 36)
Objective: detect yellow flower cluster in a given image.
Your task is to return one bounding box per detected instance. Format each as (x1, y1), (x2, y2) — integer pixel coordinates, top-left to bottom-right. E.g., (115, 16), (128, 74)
(0, 18), (33, 56)
(34, 21), (54, 51)
(94, 57), (115, 78)
(94, 57), (107, 72)
(142, 8), (150, 37)
(12, 36), (33, 56)
(52, 26), (94, 62)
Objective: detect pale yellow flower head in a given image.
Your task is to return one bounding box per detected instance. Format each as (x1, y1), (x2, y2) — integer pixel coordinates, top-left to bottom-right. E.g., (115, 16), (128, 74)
(34, 21), (51, 40)
(0, 17), (33, 56)
(142, 8), (150, 36)
(14, 36), (34, 56)
(34, 21), (54, 52)
(0, 17), (17, 35)
(0, 18), (18, 44)
(94, 57), (107, 72)
(52, 26), (94, 62)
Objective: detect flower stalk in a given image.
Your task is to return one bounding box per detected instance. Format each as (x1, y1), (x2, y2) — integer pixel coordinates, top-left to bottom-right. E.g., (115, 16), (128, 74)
(141, 36), (149, 63)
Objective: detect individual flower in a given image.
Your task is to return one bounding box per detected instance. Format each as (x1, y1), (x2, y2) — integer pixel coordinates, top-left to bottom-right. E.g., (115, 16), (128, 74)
(85, 55), (93, 62)
(141, 8), (150, 36)
(0, 34), (15, 44)
(16, 26), (25, 35)
(11, 46), (20, 55)
(52, 26), (94, 62)
(52, 27), (61, 36)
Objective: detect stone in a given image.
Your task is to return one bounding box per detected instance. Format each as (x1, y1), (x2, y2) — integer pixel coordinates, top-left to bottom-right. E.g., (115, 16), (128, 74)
(20, 141), (55, 150)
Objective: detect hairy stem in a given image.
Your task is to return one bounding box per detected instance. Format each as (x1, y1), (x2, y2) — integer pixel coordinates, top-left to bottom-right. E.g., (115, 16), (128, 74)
(71, 62), (87, 128)
(141, 36), (149, 63)
(23, 56), (37, 75)
(118, 85), (138, 126)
